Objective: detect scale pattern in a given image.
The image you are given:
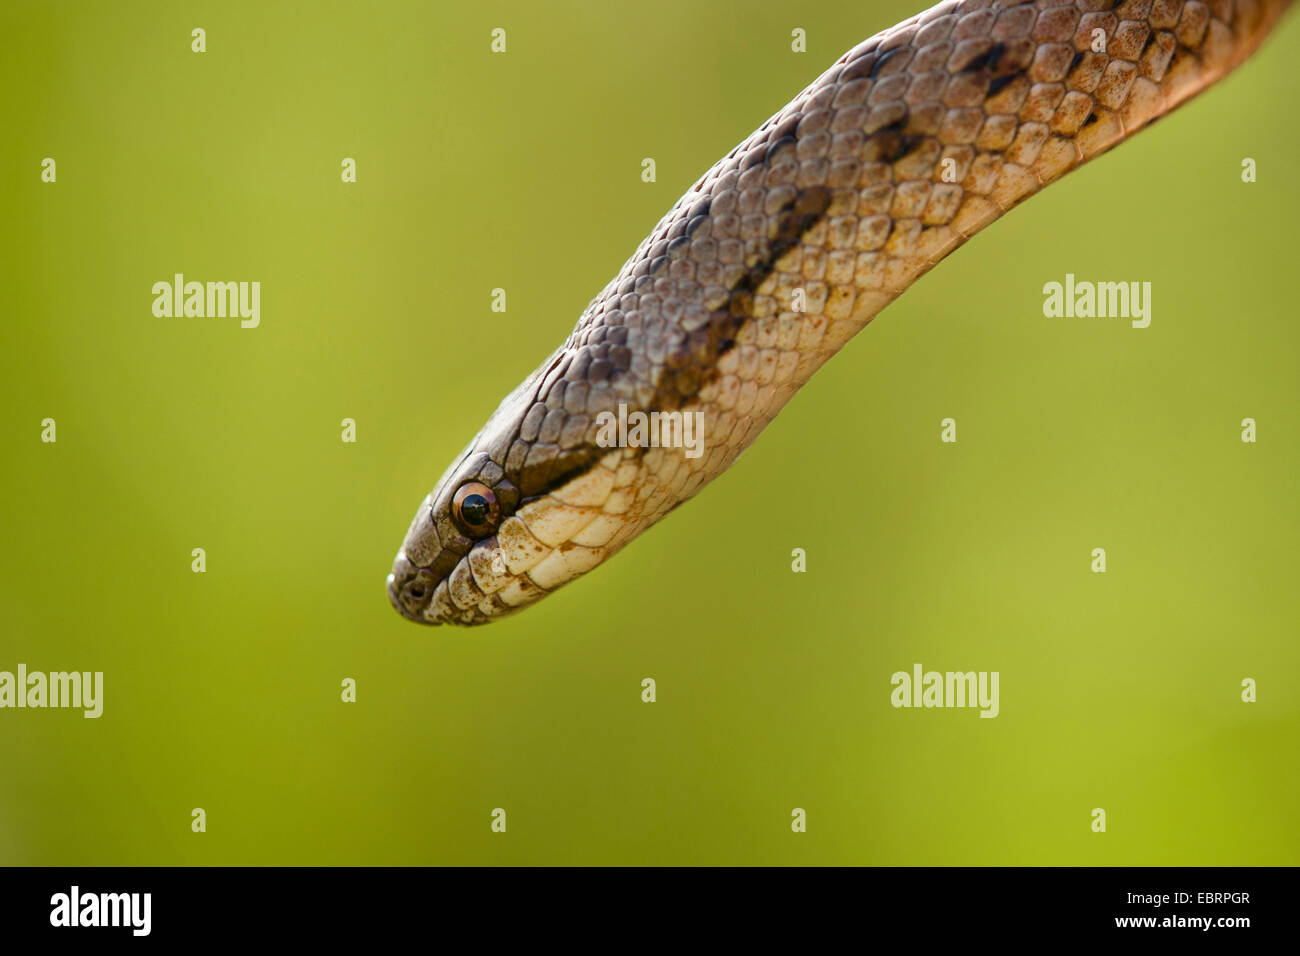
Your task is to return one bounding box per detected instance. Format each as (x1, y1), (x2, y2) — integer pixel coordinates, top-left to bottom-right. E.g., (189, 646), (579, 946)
(390, 0), (1291, 625)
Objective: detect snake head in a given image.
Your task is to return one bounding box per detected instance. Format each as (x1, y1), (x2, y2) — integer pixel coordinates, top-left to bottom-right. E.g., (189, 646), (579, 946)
(387, 443), (520, 626)
(386, 361), (539, 626)
(387, 346), (647, 626)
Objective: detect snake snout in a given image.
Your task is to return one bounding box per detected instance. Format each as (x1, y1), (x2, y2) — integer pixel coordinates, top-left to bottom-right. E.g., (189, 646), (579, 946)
(387, 558), (442, 625)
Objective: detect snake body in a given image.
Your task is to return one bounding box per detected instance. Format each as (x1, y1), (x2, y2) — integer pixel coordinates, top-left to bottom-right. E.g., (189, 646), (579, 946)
(389, 0), (1291, 626)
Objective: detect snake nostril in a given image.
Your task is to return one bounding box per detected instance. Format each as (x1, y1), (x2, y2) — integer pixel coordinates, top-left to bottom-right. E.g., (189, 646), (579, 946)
(409, 586), (426, 599)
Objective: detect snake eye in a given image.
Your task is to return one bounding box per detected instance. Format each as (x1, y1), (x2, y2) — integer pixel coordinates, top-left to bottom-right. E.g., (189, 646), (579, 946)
(452, 482), (500, 536)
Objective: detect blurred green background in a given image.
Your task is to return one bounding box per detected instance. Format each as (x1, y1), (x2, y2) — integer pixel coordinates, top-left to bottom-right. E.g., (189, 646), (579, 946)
(1, 0), (1296, 865)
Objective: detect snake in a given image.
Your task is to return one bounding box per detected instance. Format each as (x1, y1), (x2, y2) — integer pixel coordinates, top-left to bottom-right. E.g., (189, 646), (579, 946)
(388, 0), (1291, 626)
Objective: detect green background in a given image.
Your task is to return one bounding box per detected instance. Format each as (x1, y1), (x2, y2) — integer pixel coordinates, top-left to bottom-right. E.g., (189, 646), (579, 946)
(1, 0), (1296, 865)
